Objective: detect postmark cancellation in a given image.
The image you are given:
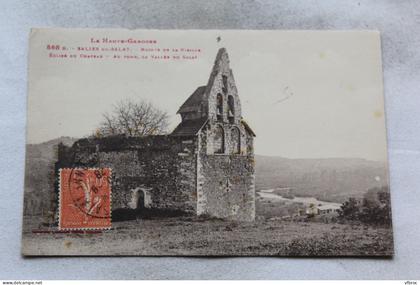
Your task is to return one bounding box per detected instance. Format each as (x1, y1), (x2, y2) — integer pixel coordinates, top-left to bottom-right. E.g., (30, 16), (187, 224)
(58, 168), (112, 230)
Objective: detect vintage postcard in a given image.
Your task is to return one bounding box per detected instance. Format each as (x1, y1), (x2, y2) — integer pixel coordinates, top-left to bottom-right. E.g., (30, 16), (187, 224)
(22, 28), (393, 256)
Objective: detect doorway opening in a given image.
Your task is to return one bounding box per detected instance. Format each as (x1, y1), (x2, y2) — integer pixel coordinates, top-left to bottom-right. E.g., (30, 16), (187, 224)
(129, 187), (151, 210)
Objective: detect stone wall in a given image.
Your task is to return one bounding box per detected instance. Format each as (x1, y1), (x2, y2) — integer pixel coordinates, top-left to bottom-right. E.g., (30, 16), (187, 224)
(56, 135), (198, 214)
(205, 123), (249, 156)
(56, 129), (255, 221)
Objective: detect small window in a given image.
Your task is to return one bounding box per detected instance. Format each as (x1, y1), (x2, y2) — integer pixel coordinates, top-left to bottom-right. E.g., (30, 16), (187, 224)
(225, 178), (231, 192)
(230, 127), (240, 154)
(222, 75), (228, 94)
(214, 125), (224, 154)
(216, 93), (223, 121)
(228, 95), (235, 123)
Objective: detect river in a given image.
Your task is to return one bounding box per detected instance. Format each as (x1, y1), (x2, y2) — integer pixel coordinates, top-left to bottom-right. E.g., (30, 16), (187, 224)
(259, 189), (342, 209)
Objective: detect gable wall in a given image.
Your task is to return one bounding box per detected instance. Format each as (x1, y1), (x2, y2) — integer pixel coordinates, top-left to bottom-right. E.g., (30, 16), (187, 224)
(197, 129), (255, 221)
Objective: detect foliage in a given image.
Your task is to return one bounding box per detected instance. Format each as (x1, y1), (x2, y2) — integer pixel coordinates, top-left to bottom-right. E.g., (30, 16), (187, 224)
(285, 233), (342, 256)
(96, 99), (169, 137)
(339, 197), (359, 220)
(338, 186), (392, 227)
(284, 231), (393, 256)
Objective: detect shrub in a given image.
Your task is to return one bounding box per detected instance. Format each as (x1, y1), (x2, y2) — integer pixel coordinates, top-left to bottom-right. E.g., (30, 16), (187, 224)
(338, 187), (392, 227)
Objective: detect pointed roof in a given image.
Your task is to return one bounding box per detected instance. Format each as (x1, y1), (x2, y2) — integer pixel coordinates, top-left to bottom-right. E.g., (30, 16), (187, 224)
(204, 48), (229, 94)
(171, 117), (208, 136)
(241, 119), (256, 137)
(211, 47), (229, 72)
(173, 48), (256, 137)
(177, 48), (230, 114)
(177, 86), (206, 114)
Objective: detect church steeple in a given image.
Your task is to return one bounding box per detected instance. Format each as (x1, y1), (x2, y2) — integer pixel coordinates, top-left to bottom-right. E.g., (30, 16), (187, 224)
(208, 48), (231, 79)
(176, 48), (235, 123)
(203, 48), (241, 125)
(172, 48), (254, 143)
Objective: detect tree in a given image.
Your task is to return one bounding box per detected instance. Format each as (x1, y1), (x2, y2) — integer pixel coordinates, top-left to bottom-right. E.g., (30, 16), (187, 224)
(359, 189), (392, 226)
(338, 197), (359, 221)
(96, 99), (169, 137)
(338, 187), (392, 227)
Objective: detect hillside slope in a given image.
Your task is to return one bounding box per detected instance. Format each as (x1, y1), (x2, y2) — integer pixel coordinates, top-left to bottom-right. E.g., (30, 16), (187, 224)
(23, 137), (78, 216)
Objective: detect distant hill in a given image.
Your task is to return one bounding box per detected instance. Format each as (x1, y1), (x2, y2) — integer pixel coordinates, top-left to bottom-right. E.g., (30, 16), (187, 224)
(26, 137), (77, 162)
(255, 155), (388, 202)
(23, 137), (78, 216)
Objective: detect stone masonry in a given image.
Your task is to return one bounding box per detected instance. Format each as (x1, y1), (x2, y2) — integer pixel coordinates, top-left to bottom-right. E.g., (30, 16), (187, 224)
(56, 48), (256, 221)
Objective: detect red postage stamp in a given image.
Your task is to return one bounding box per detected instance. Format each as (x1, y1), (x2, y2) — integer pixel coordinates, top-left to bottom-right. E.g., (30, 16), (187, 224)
(59, 168), (112, 230)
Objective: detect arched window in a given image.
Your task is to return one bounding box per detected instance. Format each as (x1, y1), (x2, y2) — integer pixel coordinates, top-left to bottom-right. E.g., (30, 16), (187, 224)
(228, 95), (235, 123)
(214, 125), (224, 154)
(230, 127), (240, 154)
(216, 94), (223, 121)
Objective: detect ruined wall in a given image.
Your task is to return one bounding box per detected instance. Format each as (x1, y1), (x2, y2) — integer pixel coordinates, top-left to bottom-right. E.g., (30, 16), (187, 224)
(197, 129), (255, 221)
(56, 135), (198, 214)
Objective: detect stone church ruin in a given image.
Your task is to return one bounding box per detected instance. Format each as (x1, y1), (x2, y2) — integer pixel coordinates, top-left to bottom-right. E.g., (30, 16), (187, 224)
(56, 48), (256, 221)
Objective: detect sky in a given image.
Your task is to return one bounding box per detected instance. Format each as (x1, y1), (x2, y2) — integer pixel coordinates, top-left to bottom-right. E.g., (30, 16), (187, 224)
(27, 29), (388, 161)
